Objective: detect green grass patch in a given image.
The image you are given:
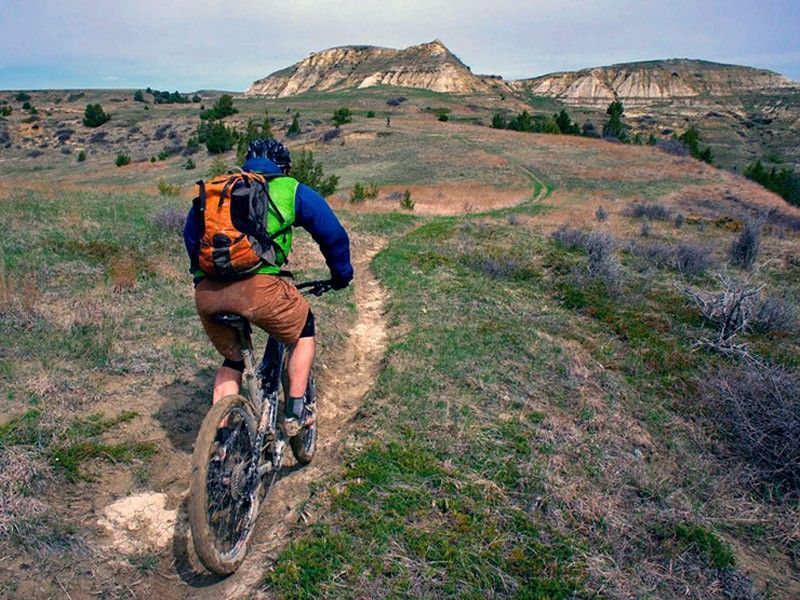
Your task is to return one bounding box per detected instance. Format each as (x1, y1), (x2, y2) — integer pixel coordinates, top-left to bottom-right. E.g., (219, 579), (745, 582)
(672, 523), (736, 569)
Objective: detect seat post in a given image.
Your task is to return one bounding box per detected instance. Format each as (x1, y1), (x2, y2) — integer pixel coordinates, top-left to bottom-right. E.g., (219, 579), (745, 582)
(235, 325), (260, 406)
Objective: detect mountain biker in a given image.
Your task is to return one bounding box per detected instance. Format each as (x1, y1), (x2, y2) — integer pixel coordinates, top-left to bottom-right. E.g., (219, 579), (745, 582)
(183, 138), (353, 435)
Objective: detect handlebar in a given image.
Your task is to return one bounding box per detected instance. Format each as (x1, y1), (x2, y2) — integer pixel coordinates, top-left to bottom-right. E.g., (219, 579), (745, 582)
(295, 279), (334, 297)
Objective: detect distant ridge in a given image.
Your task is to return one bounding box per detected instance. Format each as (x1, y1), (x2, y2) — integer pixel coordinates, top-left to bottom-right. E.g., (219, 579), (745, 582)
(511, 58), (797, 105)
(245, 40), (495, 97)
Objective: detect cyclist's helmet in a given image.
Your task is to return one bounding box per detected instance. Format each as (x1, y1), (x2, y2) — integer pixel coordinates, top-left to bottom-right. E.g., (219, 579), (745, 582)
(246, 138), (291, 174)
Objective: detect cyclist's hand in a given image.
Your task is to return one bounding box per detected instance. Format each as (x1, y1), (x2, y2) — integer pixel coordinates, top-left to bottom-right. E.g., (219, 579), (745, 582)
(309, 281), (333, 296)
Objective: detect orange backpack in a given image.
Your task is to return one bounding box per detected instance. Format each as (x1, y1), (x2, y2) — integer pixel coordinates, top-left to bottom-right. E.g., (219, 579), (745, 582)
(192, 171), (285, 279)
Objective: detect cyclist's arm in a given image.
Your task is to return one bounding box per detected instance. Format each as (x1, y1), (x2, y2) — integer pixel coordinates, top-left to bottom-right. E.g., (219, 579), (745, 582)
(183, 205), (200, 274)
(294, 183), (354, 286)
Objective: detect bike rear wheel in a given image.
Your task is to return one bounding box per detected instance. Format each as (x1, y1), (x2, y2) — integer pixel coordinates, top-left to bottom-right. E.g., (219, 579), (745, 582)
(189, 394), (260, 575)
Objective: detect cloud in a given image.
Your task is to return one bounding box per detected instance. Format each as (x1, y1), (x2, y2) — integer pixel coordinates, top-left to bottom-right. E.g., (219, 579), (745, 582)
(0, 0), (798, 89)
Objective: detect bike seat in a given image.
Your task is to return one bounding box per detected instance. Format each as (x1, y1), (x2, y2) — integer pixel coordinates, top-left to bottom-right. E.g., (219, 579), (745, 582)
(211, 313), (250, 327)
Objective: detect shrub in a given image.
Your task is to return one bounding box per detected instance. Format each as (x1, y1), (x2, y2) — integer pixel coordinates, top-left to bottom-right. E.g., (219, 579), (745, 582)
(184, 158), (196, 170)
(350, 182), (366, 203)
(684, 272), (763, 356)
(152, 207), (185, 232)
(205, 121), (237, 154)
(674, 243), (713, 276)
(287, 113), (301, 136)
(386, 96), (406, 107)
(0, 106), (11, 116)
(21, 101), (31, 110)
(83, 103), (110, 127)
(700, 364), (800, 494)
(114, 153), (131, 167)
(437, 113), (449, 122)
(200, 94), (237, 120)
(157, 180), (180, 197)
(491, 112), (507, 129)
(400, 189), (414, 211)
(624, 202), (671, 220)
(638, 242), (713, 276)
(365, 183), (379, 199)
(332, 107), (352, 127)
(752, 290), (797, 333)
(77, 150), (86, 162)
(149, 89), (190, 104)
(14, 92), (31, 102)
(581, 121), (598, 137)
(321, 128), (342, 143)
(595, 206), (608, 221)
(206, 157), (228, 178)
(554, 109), (580, 135)
(552, 227), (619, 289)
(655, 139), (690, 157)
(674, 213), (685, 228)
(157, 149), (172, 161)
(729, 218), (762, 269)
(743, 160), (800, 206)
(602, 100), (628, 142)
(678, 125), (714, 164)
(192, 94), (202, 103)
(639, 220), (652, 237)
(366, 110), (376, 118)
(133, 90), (145, 102)
(291, 150), (338, 197)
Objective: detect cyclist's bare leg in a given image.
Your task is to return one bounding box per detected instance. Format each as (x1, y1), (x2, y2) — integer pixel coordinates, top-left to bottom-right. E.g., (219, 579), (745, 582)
(212, 366), (241, 404)
(286, 335), (315, 398)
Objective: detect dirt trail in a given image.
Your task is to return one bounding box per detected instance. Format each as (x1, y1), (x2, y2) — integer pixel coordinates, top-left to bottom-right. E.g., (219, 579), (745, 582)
(180, 240), (388, 598)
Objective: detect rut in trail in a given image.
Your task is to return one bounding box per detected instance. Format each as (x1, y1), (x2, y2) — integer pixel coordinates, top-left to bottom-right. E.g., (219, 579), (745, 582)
(190, 240), (388, 599)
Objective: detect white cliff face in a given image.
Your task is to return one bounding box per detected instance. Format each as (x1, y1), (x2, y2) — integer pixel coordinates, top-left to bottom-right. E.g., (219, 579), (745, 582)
(513, 60), (796, 105)
(245, 40), (493, 97)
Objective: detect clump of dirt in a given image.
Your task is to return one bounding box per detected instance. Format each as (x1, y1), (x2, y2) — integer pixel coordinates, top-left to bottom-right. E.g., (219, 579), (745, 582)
(97, 492), (177, 553)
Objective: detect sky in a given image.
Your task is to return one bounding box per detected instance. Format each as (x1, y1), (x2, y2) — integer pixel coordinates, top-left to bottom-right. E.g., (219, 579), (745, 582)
(1, 0), (798, 91)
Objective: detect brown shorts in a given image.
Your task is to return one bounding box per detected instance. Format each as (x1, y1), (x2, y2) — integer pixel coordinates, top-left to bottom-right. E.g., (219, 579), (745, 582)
(195, 274), (309, 361)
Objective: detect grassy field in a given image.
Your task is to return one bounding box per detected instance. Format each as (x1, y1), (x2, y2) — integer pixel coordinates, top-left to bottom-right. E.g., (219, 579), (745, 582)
(1, 85), (799, 598)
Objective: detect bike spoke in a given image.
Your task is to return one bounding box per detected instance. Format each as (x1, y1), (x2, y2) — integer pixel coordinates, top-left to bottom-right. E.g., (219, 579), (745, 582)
(203, 407), (259, 555)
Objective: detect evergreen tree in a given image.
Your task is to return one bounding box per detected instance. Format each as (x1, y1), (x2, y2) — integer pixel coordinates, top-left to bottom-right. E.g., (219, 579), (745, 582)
(332, 107), (353, 127)
(83, 103), (110, 127)
(287, 112), (301, 136)
(133, 90), (145, 102)
(602, 100), (628, 142)
(205, 120), (237, 154)
(491, 112), (507, 129)
(291, 150), (339, 197)
(554, 109), (579, 135)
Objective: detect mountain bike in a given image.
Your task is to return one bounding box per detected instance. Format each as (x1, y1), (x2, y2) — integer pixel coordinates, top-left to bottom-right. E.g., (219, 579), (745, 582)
(188, 279), (332, 576)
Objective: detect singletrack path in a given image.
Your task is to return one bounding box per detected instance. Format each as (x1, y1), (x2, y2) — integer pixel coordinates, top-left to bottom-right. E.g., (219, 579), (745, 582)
(190, 239), (388, 599)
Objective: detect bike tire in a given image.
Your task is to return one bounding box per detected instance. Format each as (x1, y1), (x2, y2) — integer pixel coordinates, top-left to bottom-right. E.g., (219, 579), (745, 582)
(281, 363), (318, 466)
(189, 394), (259, 576)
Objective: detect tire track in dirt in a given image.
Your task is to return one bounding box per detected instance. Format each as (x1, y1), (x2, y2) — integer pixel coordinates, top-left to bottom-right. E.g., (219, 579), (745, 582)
(186, 239), (388, 599)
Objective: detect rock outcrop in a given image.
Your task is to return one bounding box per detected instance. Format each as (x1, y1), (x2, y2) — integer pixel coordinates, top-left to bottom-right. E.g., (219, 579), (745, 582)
(246, 40), (494, 97)
(512, 59), (796, 106)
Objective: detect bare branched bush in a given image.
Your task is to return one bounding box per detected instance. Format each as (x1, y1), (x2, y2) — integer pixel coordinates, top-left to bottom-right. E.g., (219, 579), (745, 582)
(625, 202), (672, 220)
(551, 225), (590, 250)
(152, 206), (184, 232)
(655, 138), (690, 157)
(639, 220), (652, 237)
(701, 364), (800, 494)
(729, 218), (762, 270)
(684, 271), (764, 357)
(752, 290), (797, 334)
(595, 206), (608, 222)
(674, 243), (714, 276)
(674, 213), (685, 228)
(551, 226), (620, 290)
(636, 241), (712, 276)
